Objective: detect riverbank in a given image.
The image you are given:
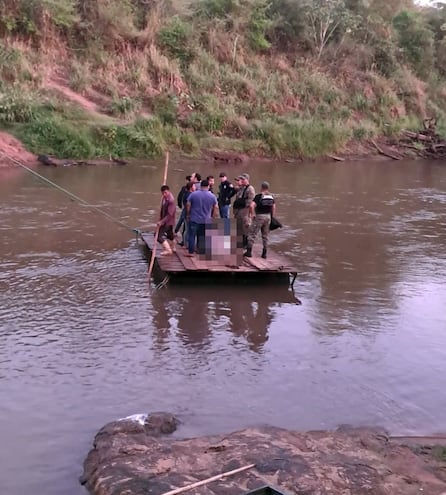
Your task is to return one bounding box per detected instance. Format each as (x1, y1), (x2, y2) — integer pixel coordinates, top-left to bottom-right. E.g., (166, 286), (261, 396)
(0, 131), (36, 168)
(1, 1), (446, 162)
(81, 412), (446, 495)
(0, 127), (438, 176)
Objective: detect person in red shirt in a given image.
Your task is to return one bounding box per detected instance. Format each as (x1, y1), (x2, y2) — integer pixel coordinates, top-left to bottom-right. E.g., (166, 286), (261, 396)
(157, 185), (176, 255)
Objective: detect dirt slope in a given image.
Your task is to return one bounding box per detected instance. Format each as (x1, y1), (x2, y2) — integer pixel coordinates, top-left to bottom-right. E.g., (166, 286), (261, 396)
(0, 132), (36, 169)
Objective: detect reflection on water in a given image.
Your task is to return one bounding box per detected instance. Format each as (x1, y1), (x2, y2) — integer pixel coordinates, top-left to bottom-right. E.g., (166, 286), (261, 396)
(151, 286), (299, 353)
(0, 159), (446, 495)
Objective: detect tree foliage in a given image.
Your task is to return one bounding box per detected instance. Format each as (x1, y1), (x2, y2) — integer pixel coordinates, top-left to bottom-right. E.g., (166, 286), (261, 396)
(267, 0), (307, 50)
(300, 0), (356, 58)
(247, 0), (271, 51)
(0, 0), (78, 36)
(393, 10), (435, 78)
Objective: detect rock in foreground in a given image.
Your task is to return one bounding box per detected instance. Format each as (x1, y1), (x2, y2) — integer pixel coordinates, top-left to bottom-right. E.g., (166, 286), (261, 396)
(82, 412), (446, 495)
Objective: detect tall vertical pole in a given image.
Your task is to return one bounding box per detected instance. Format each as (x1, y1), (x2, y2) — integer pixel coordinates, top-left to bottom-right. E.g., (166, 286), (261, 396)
(148, 152), (169, 284)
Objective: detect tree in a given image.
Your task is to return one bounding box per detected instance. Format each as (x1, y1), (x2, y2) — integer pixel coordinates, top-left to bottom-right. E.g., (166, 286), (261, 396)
(425, 2), (446, 73)
(247, 0), (272, 51)
(393, 10), (435, 77)
(301, 0), (355, 59)
(367, 0), (414, 22)
(267, 0), (307, 51)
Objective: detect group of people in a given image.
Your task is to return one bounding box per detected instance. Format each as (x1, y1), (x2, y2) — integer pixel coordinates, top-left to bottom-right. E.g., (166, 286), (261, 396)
(156, 171), (276, 260)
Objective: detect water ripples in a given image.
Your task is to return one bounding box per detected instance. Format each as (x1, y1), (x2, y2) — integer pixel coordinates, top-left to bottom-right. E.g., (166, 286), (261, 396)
(1, 160), (446, 494)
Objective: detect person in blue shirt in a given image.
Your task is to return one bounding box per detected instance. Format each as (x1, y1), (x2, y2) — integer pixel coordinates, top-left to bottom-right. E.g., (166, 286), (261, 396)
(185, 179), (218, 257)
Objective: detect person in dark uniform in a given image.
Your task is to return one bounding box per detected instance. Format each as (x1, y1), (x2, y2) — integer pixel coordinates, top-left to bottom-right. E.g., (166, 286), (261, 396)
(217, 172), (236, 219)
(174, 175), (191, 245)
(233, 173), (255, 249)
(244, 181), (275, 259)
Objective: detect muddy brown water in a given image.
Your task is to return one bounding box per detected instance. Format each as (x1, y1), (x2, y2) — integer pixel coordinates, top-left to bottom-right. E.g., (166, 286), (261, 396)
(1, 158), (446, 495)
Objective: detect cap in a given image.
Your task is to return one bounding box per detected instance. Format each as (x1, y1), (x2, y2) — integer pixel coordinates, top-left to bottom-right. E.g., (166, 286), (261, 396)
(237, 173), (249, 181)
(261, 181), (270, 189)
(219, 172), (226, 178)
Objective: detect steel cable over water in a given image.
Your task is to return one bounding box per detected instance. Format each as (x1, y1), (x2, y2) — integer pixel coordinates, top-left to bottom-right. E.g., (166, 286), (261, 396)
(1, 151), (142, 237)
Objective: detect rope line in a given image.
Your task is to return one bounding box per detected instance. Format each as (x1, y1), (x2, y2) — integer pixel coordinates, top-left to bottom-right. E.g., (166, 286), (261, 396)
(1, 151), (141, 236)
(155, 274), (170, 290)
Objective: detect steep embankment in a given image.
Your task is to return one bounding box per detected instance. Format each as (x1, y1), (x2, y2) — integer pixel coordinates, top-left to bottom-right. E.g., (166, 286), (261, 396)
(45, 77), (104, 118)
(0, 131), (36, 168)
(0, 0), (445, 161)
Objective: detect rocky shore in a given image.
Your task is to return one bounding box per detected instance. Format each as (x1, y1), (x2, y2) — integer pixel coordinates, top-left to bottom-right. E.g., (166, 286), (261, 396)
(81, 412), (446, 495)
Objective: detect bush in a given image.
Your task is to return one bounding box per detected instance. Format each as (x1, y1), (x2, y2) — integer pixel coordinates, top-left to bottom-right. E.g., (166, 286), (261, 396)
(352, 93), (369, 112)
(393, 10), (435, 79)
(0, 0), (78, 37)
(109, 96), (141, 119)
(0, 87), (36, 123)
(20, 115), (97, 158)
(194, 0), (240, 19)
(0, 44), (25, 82)
(158, 16), (194, 65)
(352, 121), (378, 140)
(267, 0), (307, 50)
(152, 94), (178, 125)
(249, 119), (286, 156)
(247, 0), (271, 52)
(179, 131), (200, 154)
(283, 118), (350, 157)
(93, 118), (166, 157)
(248, 117), (350, 157)
(68, 59), (92, 93)
(123, 117), (165, 156)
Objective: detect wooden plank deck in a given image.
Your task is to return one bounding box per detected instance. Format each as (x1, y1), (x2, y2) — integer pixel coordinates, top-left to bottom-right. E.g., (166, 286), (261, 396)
(140, 232), (297, 284)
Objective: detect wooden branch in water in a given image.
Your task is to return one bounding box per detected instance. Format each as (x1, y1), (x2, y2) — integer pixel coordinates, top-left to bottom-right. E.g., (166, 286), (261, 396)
(370, 139), (402, 160)
(327, 154), (345, 162)
(399, 121), (446, 158)
(399, 144), (426, 156)
(160, 464), (256, 495)
(402, 130), (433, 143)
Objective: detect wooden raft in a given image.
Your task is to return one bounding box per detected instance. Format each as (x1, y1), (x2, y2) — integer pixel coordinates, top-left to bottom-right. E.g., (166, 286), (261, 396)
(140, 233), (297, 285)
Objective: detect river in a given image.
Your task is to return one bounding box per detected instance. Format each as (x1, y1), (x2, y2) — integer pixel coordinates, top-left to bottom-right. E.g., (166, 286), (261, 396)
(1, 158), (445, 495)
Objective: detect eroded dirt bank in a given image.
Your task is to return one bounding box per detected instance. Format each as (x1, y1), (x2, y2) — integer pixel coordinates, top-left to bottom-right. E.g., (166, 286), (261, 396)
(81, 412), (446, 495)
(0, 131), (37, 169)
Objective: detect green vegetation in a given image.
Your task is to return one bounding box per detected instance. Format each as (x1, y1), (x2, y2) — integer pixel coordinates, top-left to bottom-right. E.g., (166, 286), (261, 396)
(431, 446), (446, 462)
(0, 0), (446, 159)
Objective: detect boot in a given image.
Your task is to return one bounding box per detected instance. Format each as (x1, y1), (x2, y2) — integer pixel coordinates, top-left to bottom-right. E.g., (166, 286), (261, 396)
(242, 235), (248, 248)
(261, 248), (267, 259)
(160, 240), (173, 256)
(244, 247), (252, 258)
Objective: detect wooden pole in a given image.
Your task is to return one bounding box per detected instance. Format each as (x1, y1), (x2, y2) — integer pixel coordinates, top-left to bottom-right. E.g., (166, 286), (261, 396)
(159, 463), (255, 495)
(148, 152), (170, 283)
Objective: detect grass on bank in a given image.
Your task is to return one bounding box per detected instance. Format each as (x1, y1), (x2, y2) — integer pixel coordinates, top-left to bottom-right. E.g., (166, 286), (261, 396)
(1, 0), (446, 161)
(0, 52), (432, 160)
(0, 82), (358, 159)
